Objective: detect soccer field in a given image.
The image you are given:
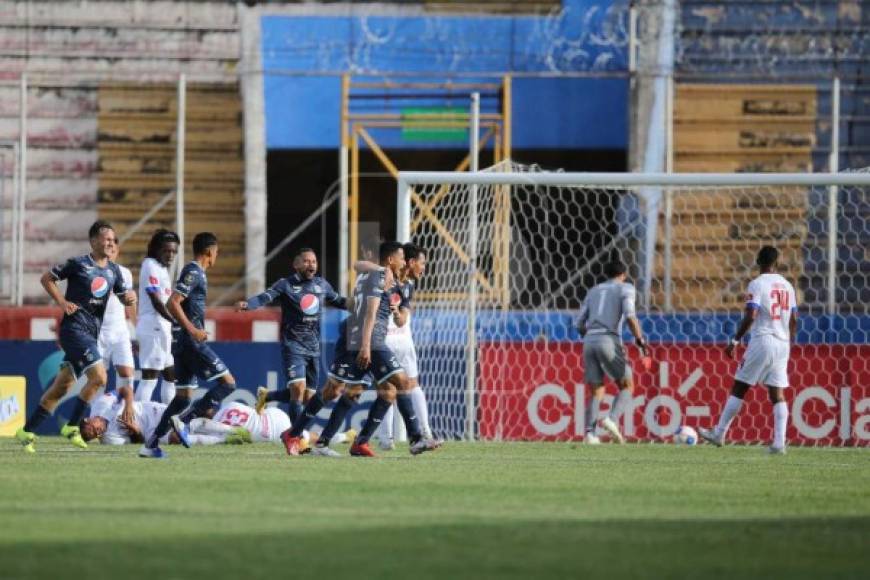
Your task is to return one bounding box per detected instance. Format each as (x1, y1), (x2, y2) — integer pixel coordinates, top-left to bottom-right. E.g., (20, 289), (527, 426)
(1, 441), (868, 580)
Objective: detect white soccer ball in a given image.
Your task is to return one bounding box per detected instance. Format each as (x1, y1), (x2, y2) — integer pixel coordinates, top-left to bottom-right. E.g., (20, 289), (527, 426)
(673, 426), (698, 446)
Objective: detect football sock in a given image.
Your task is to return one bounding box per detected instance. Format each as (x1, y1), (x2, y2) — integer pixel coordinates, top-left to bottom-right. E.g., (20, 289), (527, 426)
(396, 393), (422, 443)
(187, 434), (223, 446)
(66, 396), (90, 427)
(136, 379), (158, 402)
(266, 389), (292, 403)
(356, 396), (392, 445)
(316, 394), (354, 446)
(410, 386), (432, 438)
(160, 381), (176, 404)
(715, 395), (744, 438)
(379, 404), (395, 443)
(773, 401), (788, 449)
(287, 400), (303, 424)
(610, 389), (632, 421)
(189, 418), (234, 436)
(186, 383), (235, 422)
(586, 397), (600, 433)
(150, 395), (190, 448)
(289, 392), (324, 437)
(24, 405), (51, 432)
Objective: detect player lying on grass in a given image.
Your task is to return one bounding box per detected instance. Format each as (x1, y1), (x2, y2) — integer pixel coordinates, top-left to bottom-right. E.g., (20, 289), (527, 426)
(15, 220), (137, 453)
(80, 390), (353, 448)
(699, 246), (797, 455)
(577, 259), (649, 445)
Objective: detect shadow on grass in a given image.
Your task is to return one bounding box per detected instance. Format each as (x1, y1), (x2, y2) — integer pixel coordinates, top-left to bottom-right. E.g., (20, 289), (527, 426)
(1, 516), (868, 580)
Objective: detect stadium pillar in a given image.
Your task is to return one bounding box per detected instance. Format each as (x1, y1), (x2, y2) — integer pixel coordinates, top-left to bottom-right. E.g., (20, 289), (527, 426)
(827, 76), (840, 314)
(16, 74), (27, 307)
(175, 74), (186, 269)
(240, 2), (268, 296)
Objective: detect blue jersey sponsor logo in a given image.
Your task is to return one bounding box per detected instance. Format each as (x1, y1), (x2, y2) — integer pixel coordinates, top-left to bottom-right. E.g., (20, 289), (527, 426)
(91, 276), (109, 298)
(300, 293), (320, 316)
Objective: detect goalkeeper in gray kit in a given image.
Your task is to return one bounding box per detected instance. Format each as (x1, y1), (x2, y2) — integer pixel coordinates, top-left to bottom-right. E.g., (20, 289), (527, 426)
(577, 260), (650, 444)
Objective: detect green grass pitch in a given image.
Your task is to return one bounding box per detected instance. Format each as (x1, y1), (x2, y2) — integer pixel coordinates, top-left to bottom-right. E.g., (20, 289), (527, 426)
(1, 440), (868, 580)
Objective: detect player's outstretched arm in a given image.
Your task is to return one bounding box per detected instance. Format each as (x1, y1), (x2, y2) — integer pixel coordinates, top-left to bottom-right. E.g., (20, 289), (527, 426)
(353, 260), (380, 273)
(237, 283), (282, 311)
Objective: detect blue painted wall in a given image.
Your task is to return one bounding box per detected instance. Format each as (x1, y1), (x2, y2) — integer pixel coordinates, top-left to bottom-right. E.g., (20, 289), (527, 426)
(261, 1), (629, 149)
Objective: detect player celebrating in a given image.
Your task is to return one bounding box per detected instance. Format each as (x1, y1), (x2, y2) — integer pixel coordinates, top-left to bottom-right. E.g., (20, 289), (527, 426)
(699, 246), (797, 454)
(236, 247), (347, 423)
(368, 243), (435, 450)
(280, 241), (440, 457)
(577, 259), (649, 445)
(139, 232), (238, 459)
(15, 220), (136, 453)
(136, 229), (180, 404)
(97, 241), (137, 398)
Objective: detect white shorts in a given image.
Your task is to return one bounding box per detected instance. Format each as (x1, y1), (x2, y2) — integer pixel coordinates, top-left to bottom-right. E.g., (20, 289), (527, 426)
(98, 329), (134, 369)
(138, 326), (174, 370)
(734, 334), (791, 388)
(385, 335), (418, 380)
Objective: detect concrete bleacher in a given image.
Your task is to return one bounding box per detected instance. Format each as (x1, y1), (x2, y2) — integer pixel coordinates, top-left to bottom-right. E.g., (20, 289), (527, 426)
(0, 0), (240, 303)
(97, 83), (245, 304)
(675, 0), (869, 316)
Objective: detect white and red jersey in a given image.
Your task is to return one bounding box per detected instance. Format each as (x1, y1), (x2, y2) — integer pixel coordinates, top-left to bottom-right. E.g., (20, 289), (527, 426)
(102, 265), (133, 336)
(214, 401), (290, 442)
(90, 394), (166, 445)
(386, 279), (414, 341)
(745, 273), (798, 342)
(137, 257), (173, 333)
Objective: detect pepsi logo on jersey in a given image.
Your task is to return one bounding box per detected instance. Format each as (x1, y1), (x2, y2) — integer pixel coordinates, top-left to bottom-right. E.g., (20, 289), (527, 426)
(300, 294), (320, 315)
(91, 277), (109, 298)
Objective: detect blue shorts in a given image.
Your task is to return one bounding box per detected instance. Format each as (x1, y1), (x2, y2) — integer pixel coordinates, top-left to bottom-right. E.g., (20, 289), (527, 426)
(328, 344), (403, 386)
(281, 349), (320, 388)
(172, 335), (229, 388)
(59, 325), (102, 379)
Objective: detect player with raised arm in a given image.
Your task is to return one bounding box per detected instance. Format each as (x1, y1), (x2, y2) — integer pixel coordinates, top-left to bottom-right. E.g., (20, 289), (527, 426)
(699, 246), (797, 454)
(135, 229), (180, 404)
(97, 241), (137, 398)
(279, 241), (441, 457)
(235, 248), (347, 423)
(15, 220), (136, 453)
(577, 259), (649, 445)
(139, 232), (238, 459)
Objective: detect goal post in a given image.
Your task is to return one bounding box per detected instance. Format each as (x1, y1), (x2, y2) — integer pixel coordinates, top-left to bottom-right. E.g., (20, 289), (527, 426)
(397, 165), (870, 446)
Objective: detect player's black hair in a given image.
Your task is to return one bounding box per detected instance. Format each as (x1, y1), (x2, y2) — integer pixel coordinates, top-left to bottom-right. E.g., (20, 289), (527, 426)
(604, 260), (627, 278)
(403, 243), (425, 262)
(192, 232), (219, 256)
(379, 240), (404, 263)
(294, 247), (316, 259)
(147, 229), (181, 260)
(88, 220), (115, 240)
(756, 246), (779, 269)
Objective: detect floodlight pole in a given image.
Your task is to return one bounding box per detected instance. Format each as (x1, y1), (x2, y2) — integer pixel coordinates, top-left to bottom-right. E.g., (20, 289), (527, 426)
(175, 73), (187, 271)
(16, 74), (27, 306)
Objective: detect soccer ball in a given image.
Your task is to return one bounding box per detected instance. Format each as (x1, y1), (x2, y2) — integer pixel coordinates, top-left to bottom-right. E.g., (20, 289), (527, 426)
(672, 426), (698, 446)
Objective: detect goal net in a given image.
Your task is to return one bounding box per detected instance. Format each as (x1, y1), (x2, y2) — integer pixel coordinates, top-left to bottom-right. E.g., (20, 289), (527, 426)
(398, 162), (870, 446)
